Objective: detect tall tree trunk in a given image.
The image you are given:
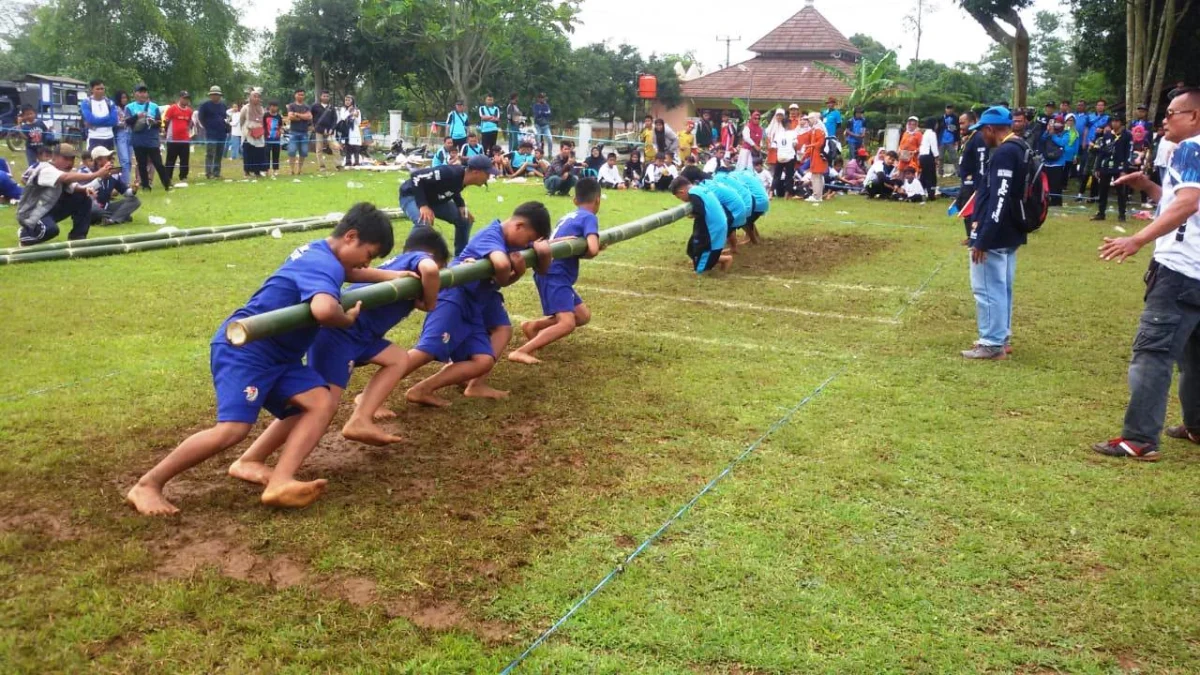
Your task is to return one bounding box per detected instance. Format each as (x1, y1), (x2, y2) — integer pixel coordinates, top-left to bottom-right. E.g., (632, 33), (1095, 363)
(1126, 0), (1137, 107)
(311, 53), (324, 98)
(1147, 0), (1192, 116)
(1012, 29), (1030, 108)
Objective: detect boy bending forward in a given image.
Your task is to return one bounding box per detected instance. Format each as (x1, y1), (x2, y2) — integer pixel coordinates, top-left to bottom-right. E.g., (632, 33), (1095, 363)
(127, 203), (396, 515)
(227, 229), (450, 485)
(404, 201), (552, 407)
(511, 177), (602, 364)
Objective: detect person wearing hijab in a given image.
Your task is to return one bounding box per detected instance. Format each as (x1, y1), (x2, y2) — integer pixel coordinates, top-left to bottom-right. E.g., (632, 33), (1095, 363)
(653, 119), (679, 158)
(898, 116), (923, 174)
(737, 110), (763, 171)
(239, 88), (267, 177)
(805, 111), (828, 202)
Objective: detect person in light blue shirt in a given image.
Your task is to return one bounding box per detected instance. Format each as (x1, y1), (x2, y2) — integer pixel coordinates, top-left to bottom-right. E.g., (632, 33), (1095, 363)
(478, 94), (501, 155)
(822, 97), (843, 139)
(124, 84), (171, 191)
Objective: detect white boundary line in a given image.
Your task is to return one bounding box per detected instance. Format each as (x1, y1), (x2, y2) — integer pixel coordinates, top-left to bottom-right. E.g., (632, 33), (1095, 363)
(589, 259), (907, 294)
(508, 314), (841, 360)
(574, 285), (901, 325)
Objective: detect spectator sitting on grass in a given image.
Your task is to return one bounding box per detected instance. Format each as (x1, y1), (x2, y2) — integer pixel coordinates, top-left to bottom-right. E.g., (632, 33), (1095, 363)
(81, 146), (140, 225)
(624, 150), (644, 186)
(894, 166), (926, 202)
(864, 150), (899, 198)
(432, 137), (455, 168)
(545, 140), (578, 196)
(507, 140), (539, 178)
(598, 152), (624, 189)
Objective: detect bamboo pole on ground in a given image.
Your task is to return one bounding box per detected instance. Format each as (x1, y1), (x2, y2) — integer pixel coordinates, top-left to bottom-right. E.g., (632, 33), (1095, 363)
(1, 210), (404, 265)
(226, 204), (692, 346)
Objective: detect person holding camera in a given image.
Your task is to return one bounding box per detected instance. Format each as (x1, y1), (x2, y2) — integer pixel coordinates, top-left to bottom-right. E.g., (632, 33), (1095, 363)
(124, 84), (171, 191)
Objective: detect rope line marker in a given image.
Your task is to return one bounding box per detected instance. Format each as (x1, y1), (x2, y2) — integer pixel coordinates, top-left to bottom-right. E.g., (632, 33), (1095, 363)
(499, 251), (954, 673)
(575, 285), (901, 325)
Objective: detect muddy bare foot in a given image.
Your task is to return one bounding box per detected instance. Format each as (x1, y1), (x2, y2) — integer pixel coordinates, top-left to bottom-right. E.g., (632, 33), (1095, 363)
(126, 484), (180, 516)
(463, 384), (509, 399)
(342, 417), (404, 446)
(372, 407), (397, 420)
(520, 320), (538, 340)
(261, 479), (328, 508)
(406, 387), (450, 408)
(228, 459), (273, 486)
(507, 351), (541, 365)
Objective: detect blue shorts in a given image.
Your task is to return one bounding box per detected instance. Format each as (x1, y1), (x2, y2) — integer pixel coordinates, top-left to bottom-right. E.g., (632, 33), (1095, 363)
(307, 330), (392, 389)
(287, 134), (309, 157)
(535, 274), (582, 316)
(414, 300), (494, 363)
(210, 342), (327, 424)
(482, 291), (511, 328)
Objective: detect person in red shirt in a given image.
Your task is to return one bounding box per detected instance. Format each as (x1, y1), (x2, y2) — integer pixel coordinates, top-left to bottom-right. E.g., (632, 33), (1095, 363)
(163, 91), (194, 182)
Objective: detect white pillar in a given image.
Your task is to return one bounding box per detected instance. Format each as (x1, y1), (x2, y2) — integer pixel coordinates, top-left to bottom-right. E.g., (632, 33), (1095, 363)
(576, 118), (593, 161)
(388, 110), (403, 145)
(884, 124), (901, 152)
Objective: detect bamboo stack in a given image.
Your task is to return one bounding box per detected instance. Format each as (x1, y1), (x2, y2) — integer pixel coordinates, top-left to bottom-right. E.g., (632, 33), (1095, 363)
(226, 204), (692, 346)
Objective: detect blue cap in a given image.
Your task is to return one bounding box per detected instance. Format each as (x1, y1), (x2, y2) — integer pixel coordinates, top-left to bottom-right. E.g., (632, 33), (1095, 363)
(970, 106), (1013, 131)
(467, 154), (500, 175)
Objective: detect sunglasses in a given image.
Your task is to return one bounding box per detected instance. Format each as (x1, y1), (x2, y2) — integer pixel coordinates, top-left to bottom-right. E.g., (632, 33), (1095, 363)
(1165, 109), (1197, 119)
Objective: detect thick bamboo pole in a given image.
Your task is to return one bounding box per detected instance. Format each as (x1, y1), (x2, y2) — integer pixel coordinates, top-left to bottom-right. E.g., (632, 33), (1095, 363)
(0, 210), (404, 265)
(1, 214), (345, 256)
(225, 204), (692, 346)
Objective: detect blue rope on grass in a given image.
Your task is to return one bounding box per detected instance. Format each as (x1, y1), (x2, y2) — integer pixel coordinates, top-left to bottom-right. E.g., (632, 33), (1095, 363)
(498, 369), (845, 675)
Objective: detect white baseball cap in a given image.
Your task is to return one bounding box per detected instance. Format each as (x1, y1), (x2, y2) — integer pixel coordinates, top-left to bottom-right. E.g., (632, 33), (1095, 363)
(90, 146), (113, 159)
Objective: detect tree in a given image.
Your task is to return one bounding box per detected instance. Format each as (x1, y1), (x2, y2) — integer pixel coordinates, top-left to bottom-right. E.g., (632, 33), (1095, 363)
(849, 34), (894, 68)
(958, 0), (1033, 108)
(367, 0), (580, 105)
(1028, 11), (1077, 104)
(813, 51), (904, 109)
(904, 0), (938, 66)
(1124, 0), (1194, 115)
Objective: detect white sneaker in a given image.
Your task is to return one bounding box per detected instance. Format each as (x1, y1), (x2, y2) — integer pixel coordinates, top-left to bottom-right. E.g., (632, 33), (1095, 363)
(805, 196), (821, 203)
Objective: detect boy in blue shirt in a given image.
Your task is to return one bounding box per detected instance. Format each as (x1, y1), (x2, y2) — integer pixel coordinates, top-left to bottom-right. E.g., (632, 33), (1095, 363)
(18, 105), (52, 170)
(230, 229), (450, 475)
(508, 140), (538, 178)
(669, 175), (732, 273)
(432, 136), (456, 167)
(730, 169), (769, 244)
(460, 132), (485, 158)
(445, 101), (469, 148)
(478, 94), (501, 154)
(846, 107), (867, 158)
(511, 178), (603, 364)
(127, 203), (400, 516)
(404, 202), (552, 407)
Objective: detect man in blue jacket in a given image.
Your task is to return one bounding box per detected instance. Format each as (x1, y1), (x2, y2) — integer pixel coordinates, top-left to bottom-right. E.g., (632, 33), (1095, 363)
(80, 79), (118, 154)
(198, 86), (228, 179)
(963, 106), (1027, 361)
(533, 93), (552, 155)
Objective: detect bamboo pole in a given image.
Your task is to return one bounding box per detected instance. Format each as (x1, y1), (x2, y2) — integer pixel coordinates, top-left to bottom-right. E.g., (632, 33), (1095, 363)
(0, 210), (404, 265)
(225, 204), (692, 346)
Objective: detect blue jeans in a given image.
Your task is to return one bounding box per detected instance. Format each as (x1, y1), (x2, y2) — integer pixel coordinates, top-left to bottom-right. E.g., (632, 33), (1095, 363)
(115, 129), (133, 186)
(969, 246), (1017, 347)
(287, 133), (309, 158)
(507, 124), (521, 152)
(400, 194), (471, 255)
(227, 135), (242, 160)
(536, 124), (552, 154)
(544, 174), (576, 196)
(1121, 264), (1200, 444)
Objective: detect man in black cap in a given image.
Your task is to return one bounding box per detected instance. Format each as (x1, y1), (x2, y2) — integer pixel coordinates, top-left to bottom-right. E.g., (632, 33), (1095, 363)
(399, 153), (499, 254)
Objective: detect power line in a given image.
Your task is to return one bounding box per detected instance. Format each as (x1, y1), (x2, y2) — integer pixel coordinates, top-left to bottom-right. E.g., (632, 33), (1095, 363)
(715, 35), (741, 70)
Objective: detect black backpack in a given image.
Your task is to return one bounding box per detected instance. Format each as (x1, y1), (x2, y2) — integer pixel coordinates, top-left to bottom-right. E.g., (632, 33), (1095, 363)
(1004, 137), (1049, 233)
(1042, 136), (1063, 161)
(821, 136), (841, 164)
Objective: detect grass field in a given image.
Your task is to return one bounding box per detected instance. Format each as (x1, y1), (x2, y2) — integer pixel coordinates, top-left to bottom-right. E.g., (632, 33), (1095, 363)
(1, 154), (1198, 673)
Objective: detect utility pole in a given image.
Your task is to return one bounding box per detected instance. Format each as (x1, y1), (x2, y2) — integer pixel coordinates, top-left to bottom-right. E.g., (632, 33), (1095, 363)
(715, 35), (741, 69)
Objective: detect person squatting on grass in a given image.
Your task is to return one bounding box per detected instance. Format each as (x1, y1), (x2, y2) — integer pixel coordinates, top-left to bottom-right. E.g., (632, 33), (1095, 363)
(126, 204), (398, 515)
(399, 155), (498, 256)
(400, 202), (553, 408)
(1092, 88), (1200, 463)
(510, 178), (603, 365)
(670, 175), (733, 273)
(229, 228), (450, 484)
(962, 106), (1027, 361)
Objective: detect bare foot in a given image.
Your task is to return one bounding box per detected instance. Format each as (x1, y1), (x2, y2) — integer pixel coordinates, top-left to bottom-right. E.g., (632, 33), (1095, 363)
(718, 257), (734, 272)
(520, 320), (538, 340)
(342, 417), (404, 446)
(372, 407), (397, 420)
(126, 484), (180, 516)
(463, 384), (510, 399)
(261, 479), (328, 508)
(228, 459), (273, 486)
(507, 351), (542, 365)
(406, 387), (451, 408)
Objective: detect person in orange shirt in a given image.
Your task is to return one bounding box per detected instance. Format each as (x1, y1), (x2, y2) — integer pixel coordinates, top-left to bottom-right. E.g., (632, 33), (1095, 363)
(897, 116), (922, 174)
(806, 111), (828, 202)
(162, 91), (194, 183)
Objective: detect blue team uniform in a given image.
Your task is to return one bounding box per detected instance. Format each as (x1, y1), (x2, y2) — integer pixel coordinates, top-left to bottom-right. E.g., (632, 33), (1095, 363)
(716, 173), (754, 223)
(211, 240), (343, 423)
(687, 184), (728, 273)
(415, 220), (516, 362)
(709, 180), (748, 229)
(730, 170), (770, 223)
(534, 208), (599, 316)
(307, 251), (431, 389)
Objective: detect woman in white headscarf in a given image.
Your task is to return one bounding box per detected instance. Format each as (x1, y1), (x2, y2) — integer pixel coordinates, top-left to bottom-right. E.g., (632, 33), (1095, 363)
(767, 108), (796, 198)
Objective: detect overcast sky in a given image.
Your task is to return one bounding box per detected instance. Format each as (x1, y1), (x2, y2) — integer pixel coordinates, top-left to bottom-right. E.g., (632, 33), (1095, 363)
(243, 0), (1064, 72)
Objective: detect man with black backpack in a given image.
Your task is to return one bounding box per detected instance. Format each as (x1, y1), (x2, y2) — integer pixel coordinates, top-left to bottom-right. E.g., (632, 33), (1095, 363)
(963, 106), (1040, 361)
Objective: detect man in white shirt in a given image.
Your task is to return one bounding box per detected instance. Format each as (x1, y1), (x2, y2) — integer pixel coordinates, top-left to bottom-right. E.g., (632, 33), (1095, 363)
(1094, 87), (1200, 462)
(919, 117), (940, 198)
(80, 79), (118, 154)
(703, 147), (728, 175)
(16, 143), (112, 245)
(642, 155), (672, 191)
(896, 167), (926, 202)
